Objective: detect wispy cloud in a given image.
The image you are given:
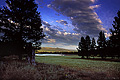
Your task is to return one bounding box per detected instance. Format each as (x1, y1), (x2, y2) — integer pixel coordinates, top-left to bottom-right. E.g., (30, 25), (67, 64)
(56, 20), (68, 25)
(47, 39), (56, 43)
(89, 5), (100, 10)
(48, 0), (107, 36)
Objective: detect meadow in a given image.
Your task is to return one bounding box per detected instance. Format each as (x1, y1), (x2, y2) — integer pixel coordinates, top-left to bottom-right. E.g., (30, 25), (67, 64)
(0, 55), (120, 80)
(36, 55), (120, 79)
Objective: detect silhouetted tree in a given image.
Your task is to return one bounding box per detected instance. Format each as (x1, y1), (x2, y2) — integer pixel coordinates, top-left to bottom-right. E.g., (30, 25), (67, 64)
(106, 40), (114, 58)
(97, 31), (106, 49)
(77, 37), (86, 58)
(109, 11), (120, 58)
(91, 38), (96, 58)
(91, 38), (96, 50)
(97, 31), (106, 59)
(85, 35), (91, 58)
(0, 0), (44, 60)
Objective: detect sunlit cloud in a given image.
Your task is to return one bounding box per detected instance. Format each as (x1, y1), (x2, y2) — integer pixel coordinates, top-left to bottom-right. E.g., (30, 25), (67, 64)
(47, 39), (56, 43)
(89, 5), (100, 10)
(91, 0), (95, 3)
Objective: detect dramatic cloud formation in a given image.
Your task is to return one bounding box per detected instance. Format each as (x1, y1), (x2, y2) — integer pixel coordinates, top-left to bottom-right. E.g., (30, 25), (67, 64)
(48, 0), (107, 36)
(39, 0), (109, 49)
(0, 0), (119, 50)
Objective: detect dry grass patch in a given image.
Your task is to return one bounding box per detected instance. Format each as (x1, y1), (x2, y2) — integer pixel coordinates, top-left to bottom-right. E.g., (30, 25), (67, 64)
(0, 59), (114, 80)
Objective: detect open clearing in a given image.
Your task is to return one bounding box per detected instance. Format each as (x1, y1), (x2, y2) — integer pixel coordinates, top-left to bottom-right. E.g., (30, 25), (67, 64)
(36, 55), (120, 79)
(0, 55), (120, 80)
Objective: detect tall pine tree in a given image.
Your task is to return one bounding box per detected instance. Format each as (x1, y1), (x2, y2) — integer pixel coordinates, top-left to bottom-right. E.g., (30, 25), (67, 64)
(97, 31), (106, 59)
(91, 38), (96, 58)
(110, 11), (120, 47)
(0, 0), (45, 62)
(97, 31), (106, 49)
(109, 11), (120, 58)
(0, 0), (45, 49)
(77, 36), (86, 58)
(85, 35), (91, 58)
(91, 38), (96, 50)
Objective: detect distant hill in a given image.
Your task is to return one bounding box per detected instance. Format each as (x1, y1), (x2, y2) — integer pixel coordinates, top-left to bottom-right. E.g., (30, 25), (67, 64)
(36, 47), (77, 53)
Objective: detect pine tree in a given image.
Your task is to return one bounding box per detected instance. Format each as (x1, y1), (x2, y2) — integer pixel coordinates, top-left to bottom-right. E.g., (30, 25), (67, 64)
(91, 38), (96, 50)
(109, 11), (120, 58)
(0, 0), (45, 61)
(85, 35), (91, 58)
(85, 35), (91, 51)
(0, 0), (44, 49)
(110, 11), (120, 47)
(77, 36), (86, 58)
(97, 31), (106, 59)
(91, 38), (96, 58)
(97, 31), (106, 49)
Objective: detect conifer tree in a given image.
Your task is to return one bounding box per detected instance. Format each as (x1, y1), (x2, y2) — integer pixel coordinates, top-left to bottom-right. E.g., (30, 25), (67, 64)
(0, 0), (44, 49)
(0, 0), (45, 61)
(109, 11), (120, 58)
(77, 36), (86, 58)
(97, 31), (106, 49)
(85, 35), (91, 51)
(85, 35), (91, 58)
(97, 31), (106, 59)
(91, 38), (96, 58)
(110, 11), (120, 47)
(91, 38), (96, 50)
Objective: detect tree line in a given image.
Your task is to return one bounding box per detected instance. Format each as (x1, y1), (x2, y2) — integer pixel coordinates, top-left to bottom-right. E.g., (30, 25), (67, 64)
(77, 11), (120, 59)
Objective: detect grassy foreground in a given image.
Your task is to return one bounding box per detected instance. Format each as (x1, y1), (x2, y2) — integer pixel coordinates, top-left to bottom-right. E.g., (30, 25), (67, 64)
(0, 58), (112, 80)
(36, 55), (120, 79)
(0, 55), (120, 80)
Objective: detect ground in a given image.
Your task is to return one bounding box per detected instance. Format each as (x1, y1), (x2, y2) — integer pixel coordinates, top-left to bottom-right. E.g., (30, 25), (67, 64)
(0, 55), (120, 80)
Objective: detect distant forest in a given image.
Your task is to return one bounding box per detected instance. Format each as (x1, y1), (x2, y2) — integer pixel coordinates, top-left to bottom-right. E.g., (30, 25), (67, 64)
(77, 11), (120, 59)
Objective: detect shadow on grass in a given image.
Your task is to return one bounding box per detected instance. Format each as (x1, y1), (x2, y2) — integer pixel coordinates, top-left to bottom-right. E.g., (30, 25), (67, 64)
(71, 58), (120, 62)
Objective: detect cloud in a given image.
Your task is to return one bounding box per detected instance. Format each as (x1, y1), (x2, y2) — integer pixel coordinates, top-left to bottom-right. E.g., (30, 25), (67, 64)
(47, 4), (51, 8)
(41, 21), (81, 45)
(47, 39), (56, 43)
(90, 0), (96, 3)
(56, 20), (68, 25)
(42, 21), (51, 27)
(42, 43), (77, 50)
(89, 5), (100, 10)
(49, 0), (107, 36)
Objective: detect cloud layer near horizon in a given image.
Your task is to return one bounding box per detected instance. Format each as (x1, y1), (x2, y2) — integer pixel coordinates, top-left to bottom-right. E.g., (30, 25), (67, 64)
(42, 21), (81, 45)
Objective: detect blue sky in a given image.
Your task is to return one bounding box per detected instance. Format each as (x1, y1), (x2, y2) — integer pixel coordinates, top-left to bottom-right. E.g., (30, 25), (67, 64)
(0, 0), (120, 50)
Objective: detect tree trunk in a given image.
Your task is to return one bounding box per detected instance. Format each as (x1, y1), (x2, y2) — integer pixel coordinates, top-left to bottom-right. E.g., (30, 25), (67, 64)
(19, 54), (22, 60)
(31, 49), (36, 65)
(81, 56), (85, 59)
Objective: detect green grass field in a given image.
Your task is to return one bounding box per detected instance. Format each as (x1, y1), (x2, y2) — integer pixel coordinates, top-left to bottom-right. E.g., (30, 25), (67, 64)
(35, 55), (120, 78)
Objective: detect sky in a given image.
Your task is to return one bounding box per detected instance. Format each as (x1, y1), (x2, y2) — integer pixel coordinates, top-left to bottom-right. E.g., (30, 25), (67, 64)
(0, 0), (120, 50)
